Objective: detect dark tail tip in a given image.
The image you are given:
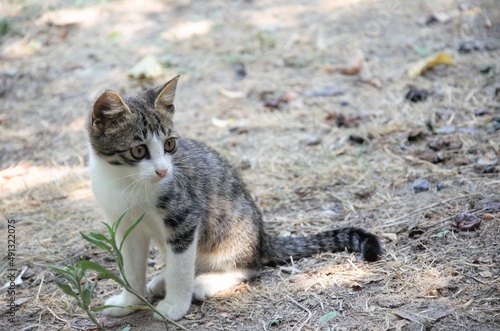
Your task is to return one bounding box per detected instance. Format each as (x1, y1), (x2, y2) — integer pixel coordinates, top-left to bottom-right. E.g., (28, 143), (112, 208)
(361, 234), (382, 262)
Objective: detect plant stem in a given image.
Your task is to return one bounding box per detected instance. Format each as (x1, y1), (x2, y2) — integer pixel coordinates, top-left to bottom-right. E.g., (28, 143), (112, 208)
(124, 287), (187, 330)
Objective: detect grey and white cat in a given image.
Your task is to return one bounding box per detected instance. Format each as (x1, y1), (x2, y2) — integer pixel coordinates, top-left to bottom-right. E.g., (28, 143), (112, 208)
(86, 76), (382, 321)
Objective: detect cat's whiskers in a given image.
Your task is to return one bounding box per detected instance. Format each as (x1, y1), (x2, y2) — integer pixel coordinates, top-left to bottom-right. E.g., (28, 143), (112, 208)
(144, 177), (154, 207)
(119, 175), (144, 202)
(104, 172), (142, 187)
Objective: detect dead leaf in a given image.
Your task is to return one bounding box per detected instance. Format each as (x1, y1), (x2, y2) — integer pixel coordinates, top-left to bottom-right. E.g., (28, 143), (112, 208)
(394, 310), (430, 327)
(427, 11), (452, 24)
(450, 213), (481, 231)
(0, 297), (30, 316)
(339, 57), (362, 75)
(218, 88), (244, 99)
(128, 55), (163, 79)
(483, 213), (500, 221)
(346, 281), (363, 290)
(426, 298), (455, 320)
(378, 124), (406, 135)
(478, 270), (492, 278)
(394, 298), (454, 327)
(381, 233), (398, 242)
(408, 52), (453, 78)
(360, 78), (383, 89)
(2, 266), (28, 289)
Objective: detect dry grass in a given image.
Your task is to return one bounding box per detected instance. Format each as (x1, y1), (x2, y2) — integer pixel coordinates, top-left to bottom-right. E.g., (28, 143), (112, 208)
(1, 0), (499, 330)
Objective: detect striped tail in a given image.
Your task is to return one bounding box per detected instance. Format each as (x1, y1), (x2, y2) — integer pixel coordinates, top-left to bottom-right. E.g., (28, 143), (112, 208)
(265, 227), (382, 265)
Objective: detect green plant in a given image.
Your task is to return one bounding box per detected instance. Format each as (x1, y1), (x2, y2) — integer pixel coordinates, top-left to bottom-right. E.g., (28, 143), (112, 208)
(51, 212), (186, 330)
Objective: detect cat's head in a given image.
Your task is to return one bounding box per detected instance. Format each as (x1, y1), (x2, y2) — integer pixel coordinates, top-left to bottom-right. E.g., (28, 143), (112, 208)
(87, 76), (180, 182)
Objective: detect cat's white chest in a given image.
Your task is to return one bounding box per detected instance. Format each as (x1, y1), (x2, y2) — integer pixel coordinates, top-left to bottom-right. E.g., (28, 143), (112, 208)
(88, 151), (162, 229)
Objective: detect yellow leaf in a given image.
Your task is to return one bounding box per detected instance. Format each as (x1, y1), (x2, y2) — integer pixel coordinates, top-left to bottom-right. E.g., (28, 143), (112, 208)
(128, 55), (163, 79)
(408, 52), (453, 78)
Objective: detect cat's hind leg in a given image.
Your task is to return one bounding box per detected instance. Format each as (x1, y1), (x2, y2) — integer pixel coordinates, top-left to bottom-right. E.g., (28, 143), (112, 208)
(147, 274), (165, 297)
(147, 242), (167, 297)
(193, 269), (255, 300)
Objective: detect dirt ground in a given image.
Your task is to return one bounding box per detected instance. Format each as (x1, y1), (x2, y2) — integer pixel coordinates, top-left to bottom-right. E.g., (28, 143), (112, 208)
(1, 0), (499, 330)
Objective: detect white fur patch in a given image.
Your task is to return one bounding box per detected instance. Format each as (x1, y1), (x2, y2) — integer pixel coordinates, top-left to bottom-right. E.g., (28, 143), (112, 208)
(193, 269), (254, 300)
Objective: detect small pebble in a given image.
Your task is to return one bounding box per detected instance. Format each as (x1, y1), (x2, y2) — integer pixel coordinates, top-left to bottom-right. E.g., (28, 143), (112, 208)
(474, 109), (488, 116)
(436, 183), (445, 191)
(475, 158), (497, 173)
(412, 178), (430, 193)
(301, 135), (322, 147)
(233, 62), (246, 80)
(458, 41), (481, 53)
(349, 134), (369, 144)
(434, 125), (456, 134)
(405, 88), (428, 102)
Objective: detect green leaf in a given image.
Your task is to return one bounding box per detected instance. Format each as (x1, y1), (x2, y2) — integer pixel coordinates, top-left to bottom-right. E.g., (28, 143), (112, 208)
(107, 31), (122, 40)
(119, 213), (145, 251)
(113, 210), (128, 233)
(87, 231), (111, 243)
(102, 222), (114, 239)
(81, 231), (113, 252)
(50, 266), (80, 287)
(431, 230), (450, 239)
(89, 278), (98, 295)
(76, 261), (124, 285)
(268, 316), (284, 327)
(55, 283), (79, 299)
(50, 266), (73, 278)
(80, 288), (91, 307)
(318, 311), (338, 323)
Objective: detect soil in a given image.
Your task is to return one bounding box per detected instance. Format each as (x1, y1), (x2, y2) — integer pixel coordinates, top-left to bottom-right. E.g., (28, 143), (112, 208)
(1, 0), (499, 330)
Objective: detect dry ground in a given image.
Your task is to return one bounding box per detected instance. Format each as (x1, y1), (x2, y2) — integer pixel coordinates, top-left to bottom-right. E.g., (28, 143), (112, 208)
(1, 0), (499, 330)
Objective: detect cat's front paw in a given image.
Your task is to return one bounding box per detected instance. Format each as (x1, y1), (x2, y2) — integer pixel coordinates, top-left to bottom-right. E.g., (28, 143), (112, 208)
(147, 275), (165, 297)
(102, 291), (142, 316)
(154, 297), (191, 321)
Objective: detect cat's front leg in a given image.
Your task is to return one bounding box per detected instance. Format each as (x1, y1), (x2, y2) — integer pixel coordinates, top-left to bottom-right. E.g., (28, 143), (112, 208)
(103, 226), (149, 316)
(154, 229), (197, 321)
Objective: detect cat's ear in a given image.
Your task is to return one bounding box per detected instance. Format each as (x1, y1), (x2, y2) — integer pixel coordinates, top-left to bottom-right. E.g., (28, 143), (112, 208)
(154, 75), (179, 115)
(92, 90), (132, 132)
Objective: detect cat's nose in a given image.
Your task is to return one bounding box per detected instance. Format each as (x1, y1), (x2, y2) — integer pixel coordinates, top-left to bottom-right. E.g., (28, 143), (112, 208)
(156, 169), (168, 178)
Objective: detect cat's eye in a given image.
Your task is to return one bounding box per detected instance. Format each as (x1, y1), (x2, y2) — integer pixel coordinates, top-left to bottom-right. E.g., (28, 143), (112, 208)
(130, 144), (148, 159)
(164, 137), (177, 154)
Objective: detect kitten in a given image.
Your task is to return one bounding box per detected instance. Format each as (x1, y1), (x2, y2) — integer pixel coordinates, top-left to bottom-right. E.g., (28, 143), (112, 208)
(86, 76), (382, 321)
